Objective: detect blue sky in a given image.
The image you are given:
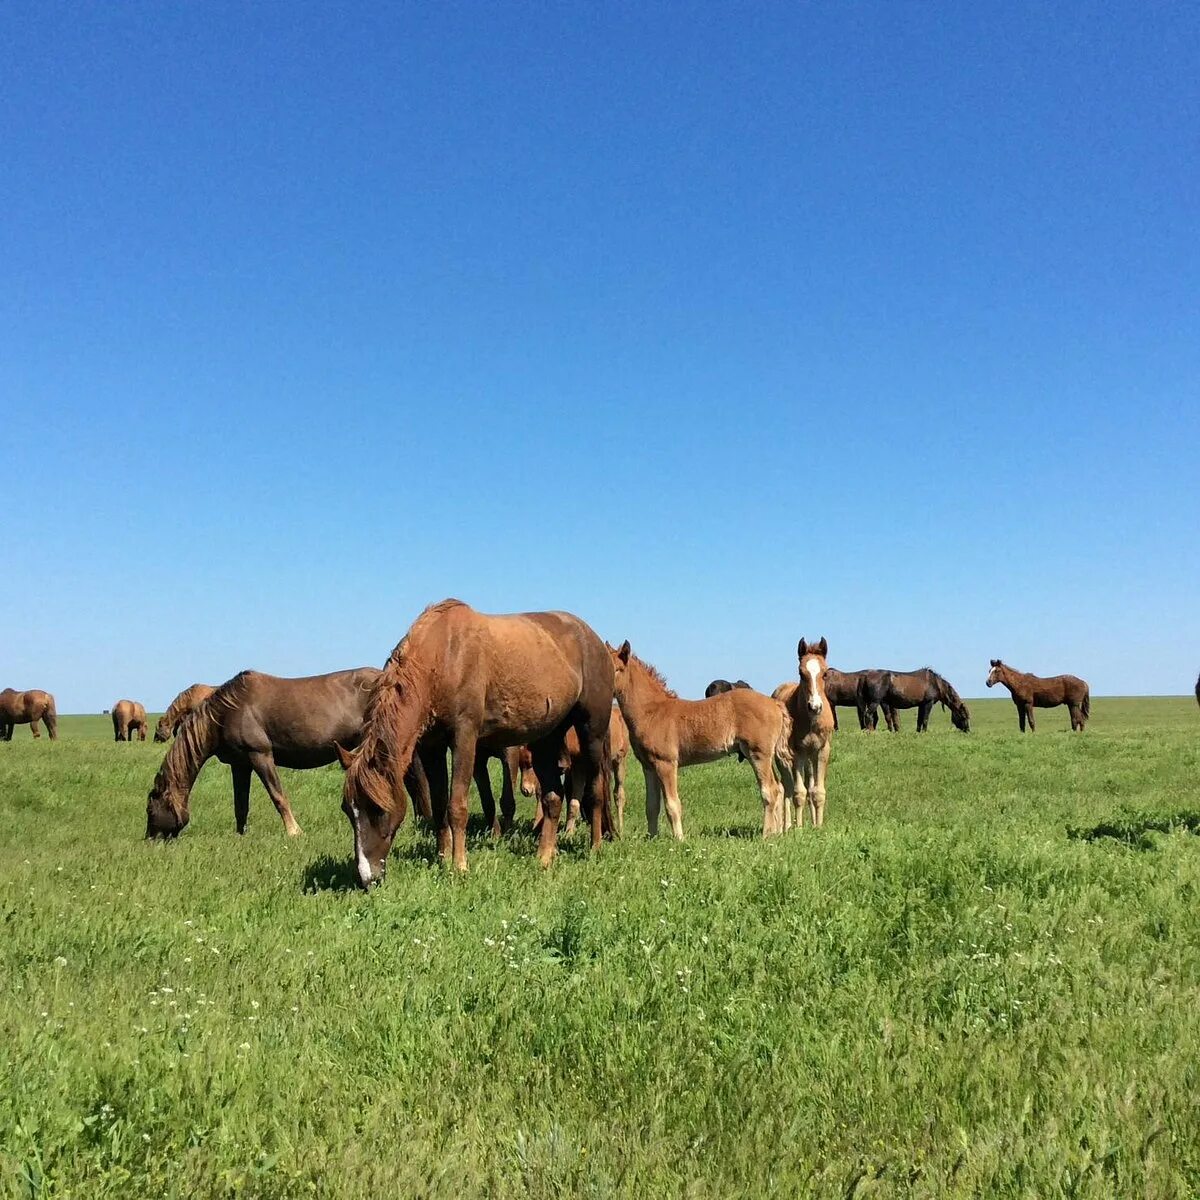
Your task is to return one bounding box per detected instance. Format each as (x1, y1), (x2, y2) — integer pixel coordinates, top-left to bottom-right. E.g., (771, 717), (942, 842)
(2, 2), (1197, 711)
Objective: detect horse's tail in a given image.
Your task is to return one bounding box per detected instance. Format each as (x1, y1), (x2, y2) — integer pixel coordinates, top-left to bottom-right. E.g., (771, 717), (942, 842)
(1081, 689), (1090, 720)
(774, 699), (794, 773)
(43, 693), (58, 738)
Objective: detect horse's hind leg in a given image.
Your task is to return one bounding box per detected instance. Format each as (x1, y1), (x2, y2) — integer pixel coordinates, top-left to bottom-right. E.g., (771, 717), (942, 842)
(531, 739), (567, 867)
(776, 752), (795, 832)
(30, 719), (41, 739)
(232, 763), (252, 834)
(247, 751), (302, 836)
(1026, 705), (1036, 733)
(918, 701), (932, 733)
(749, 748), (783, 837)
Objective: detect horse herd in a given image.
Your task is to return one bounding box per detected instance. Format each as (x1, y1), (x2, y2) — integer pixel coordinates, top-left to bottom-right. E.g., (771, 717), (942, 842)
(6, 599), (1178, 889)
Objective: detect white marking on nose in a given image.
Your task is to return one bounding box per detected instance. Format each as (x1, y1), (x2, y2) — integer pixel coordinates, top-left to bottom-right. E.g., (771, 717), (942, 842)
(351, 805), (373, 886)
(805, 658), (823, 711)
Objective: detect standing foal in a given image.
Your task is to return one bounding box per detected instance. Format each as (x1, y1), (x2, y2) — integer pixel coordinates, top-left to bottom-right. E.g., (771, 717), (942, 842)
(774, 638), (835, 828)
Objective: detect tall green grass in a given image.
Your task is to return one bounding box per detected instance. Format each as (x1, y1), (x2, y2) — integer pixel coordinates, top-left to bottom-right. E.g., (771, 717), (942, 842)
(2, 697), (1198, 1197)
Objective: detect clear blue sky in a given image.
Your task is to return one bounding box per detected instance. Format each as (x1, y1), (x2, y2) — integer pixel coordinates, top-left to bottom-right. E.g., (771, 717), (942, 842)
(3, 2), (1197, 711)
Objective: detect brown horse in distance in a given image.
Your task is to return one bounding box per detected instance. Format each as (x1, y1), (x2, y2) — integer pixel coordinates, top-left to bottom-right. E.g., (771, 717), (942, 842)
(338, 600), (616, 883)
(773, 637), (835, 829)
(519, 704), (630, 834)
(823, 669), (872, 731)
(0, 689), (58, 740)
(154, 683), (217, 742)
(112, 699), (148, 741)
(986, 659), (1090, 731)
(611, 641), (790, 839)
(146, 667), (424, 838)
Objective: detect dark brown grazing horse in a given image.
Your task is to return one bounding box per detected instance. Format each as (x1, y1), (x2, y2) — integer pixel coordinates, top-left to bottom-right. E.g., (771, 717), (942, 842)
(704, 679), (751, 698)
(338, 599), (615, 884)
(154, 683), (217, 742)
(146, 667), (429, 838)
(857, 669), (971, 733)
(112, 699), (149, 742)
(986, 659), (1090, 731)
(1195, 672), (1199, 708)
(823, 669), (872, 731)
(0, 688), (58, 741)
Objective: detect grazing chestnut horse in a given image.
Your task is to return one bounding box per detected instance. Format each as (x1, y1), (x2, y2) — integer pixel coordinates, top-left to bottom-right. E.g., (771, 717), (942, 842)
(0, 688), (58, 741)
(773, 637), (835, 829)
(519, 705), (630, 834)
(610, 641), (790, 839)
(154, 683), (217, 742)
(112, 699), (148, 742)
(986, 659), (1090, 731)
(857, 669), (970, 733)
(338, 600), (615, 883)
(704, 678), (751, 698)
(146, 667), (399, 838)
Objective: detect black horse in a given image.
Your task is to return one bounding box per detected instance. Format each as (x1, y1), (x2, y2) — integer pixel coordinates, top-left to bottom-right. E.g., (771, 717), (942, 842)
(823, 669), (873, 731)
(857, 669), (970, 733)
(704, 679), (751, 698)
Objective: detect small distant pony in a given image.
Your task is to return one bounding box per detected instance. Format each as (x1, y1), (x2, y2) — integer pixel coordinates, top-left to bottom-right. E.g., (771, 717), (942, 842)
(610, 641), (789, 838)
(112, 699), (148, 742)
(986, 659), (1090, 731)
(773, 638), (835, 828)
(0, 688), (58, 741)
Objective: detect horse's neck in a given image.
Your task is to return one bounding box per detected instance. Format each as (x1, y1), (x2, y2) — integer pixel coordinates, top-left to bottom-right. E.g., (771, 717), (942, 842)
(160, 717), (220, 795)
(621, 668), (671, 724)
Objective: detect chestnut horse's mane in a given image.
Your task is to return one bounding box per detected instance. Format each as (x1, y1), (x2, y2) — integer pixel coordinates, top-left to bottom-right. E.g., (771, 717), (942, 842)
(348, 599), (467, 814)
(626, 652), (678, 699)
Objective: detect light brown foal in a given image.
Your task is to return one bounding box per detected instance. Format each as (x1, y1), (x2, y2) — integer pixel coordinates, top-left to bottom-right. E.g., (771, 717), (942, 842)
(609, 641), (790, 839)
(773, 638), (835, 829)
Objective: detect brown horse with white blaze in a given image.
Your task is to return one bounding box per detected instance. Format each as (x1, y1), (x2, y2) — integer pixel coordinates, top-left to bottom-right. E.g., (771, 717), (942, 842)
(154, 683), (217, 742)
(338, 600), (615, 883)
(986, 659), (1090, 731)
(0, 689), (58, 740)
(112, 699), (148, 741)
(610, 641), (790, 839)
(773, 638), (835, 829)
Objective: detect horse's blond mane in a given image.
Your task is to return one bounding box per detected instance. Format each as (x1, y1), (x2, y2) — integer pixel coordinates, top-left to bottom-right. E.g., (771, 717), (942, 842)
(627, 653), (678, 698)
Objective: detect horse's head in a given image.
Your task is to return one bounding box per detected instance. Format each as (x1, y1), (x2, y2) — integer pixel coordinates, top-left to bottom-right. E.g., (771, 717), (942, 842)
(337, 742), (406, 889)
(950, 700), (971, 732)
(145, 779), (188, 839)
(796, 637), (830, 715)
(608, 640), (632, 698)
(986, 659), (1004, 688)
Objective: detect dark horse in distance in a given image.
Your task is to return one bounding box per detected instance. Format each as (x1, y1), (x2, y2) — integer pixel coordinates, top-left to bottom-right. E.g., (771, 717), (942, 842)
(857, 669), (971, 733)
(704, 679), (751, 698)
(986, 659), (1090, 731)
(823, 669), (872, 731)
(0, 688), (58, 740)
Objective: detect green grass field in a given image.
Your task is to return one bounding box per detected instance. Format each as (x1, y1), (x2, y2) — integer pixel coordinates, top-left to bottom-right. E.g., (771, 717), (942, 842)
(2, 697), (1199, 1198)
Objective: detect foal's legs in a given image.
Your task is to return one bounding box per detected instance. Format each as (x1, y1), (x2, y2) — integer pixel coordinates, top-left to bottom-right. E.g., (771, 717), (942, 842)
(232, 763), (252, 834)
(749, 747), (784, 837)
(776, 752), (796, 832)
(532, 740), (567, 867)
(660, 761), (685, 841)
(247, 750), (302, 836)
(448, 731), (477, 870)
(613, 756), (627, 836)
(642, 761), (663, 837)
(808, 741), (830, 827)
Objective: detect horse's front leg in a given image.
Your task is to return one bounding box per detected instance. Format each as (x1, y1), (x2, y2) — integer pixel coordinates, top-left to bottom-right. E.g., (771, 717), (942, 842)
(810, 742), (830, 827)
(449, 731), (477, 871)
(532, 741), (567, 866)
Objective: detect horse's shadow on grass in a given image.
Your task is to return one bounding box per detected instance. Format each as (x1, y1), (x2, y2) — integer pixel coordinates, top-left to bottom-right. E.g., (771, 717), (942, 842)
(1068, 809), (1200, 850)
(714, 823), (766, 840)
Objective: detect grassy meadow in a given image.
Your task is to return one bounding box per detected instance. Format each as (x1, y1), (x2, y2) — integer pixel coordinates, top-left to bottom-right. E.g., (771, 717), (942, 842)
(2, 696), (1199, 1198)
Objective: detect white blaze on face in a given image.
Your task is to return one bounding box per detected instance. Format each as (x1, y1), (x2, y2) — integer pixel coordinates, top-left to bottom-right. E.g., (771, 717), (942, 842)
(351, 804), (373, 886)
(804, 657), (823, 712)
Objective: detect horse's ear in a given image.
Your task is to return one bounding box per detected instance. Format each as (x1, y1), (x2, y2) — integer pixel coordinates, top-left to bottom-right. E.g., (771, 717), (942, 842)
(617, 640), (631, 664)
(990, 658), (999, 666)
(335, 742), (355, 770)
(817, 637), (828, 657)
(797, 638), (808, 658)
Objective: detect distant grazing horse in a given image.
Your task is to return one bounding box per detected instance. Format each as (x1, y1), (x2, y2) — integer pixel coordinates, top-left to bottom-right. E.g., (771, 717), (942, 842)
(823, 669), (871, 731)
(147, 667), (409, 838)
(519, 705), (630, 834)
(0, 688), (58, 741)
(611, 641), (790, 839)
(1195, 672), (1199, 708)
(154, 683), (217, 742)
(772, 637), (835, 829)
(857, 669), (970, 733)
(986, 659), (1090, 731)
(338, 600), (615, 883)
(704, 679), (751, 698)
(112, 699), (148, 741)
